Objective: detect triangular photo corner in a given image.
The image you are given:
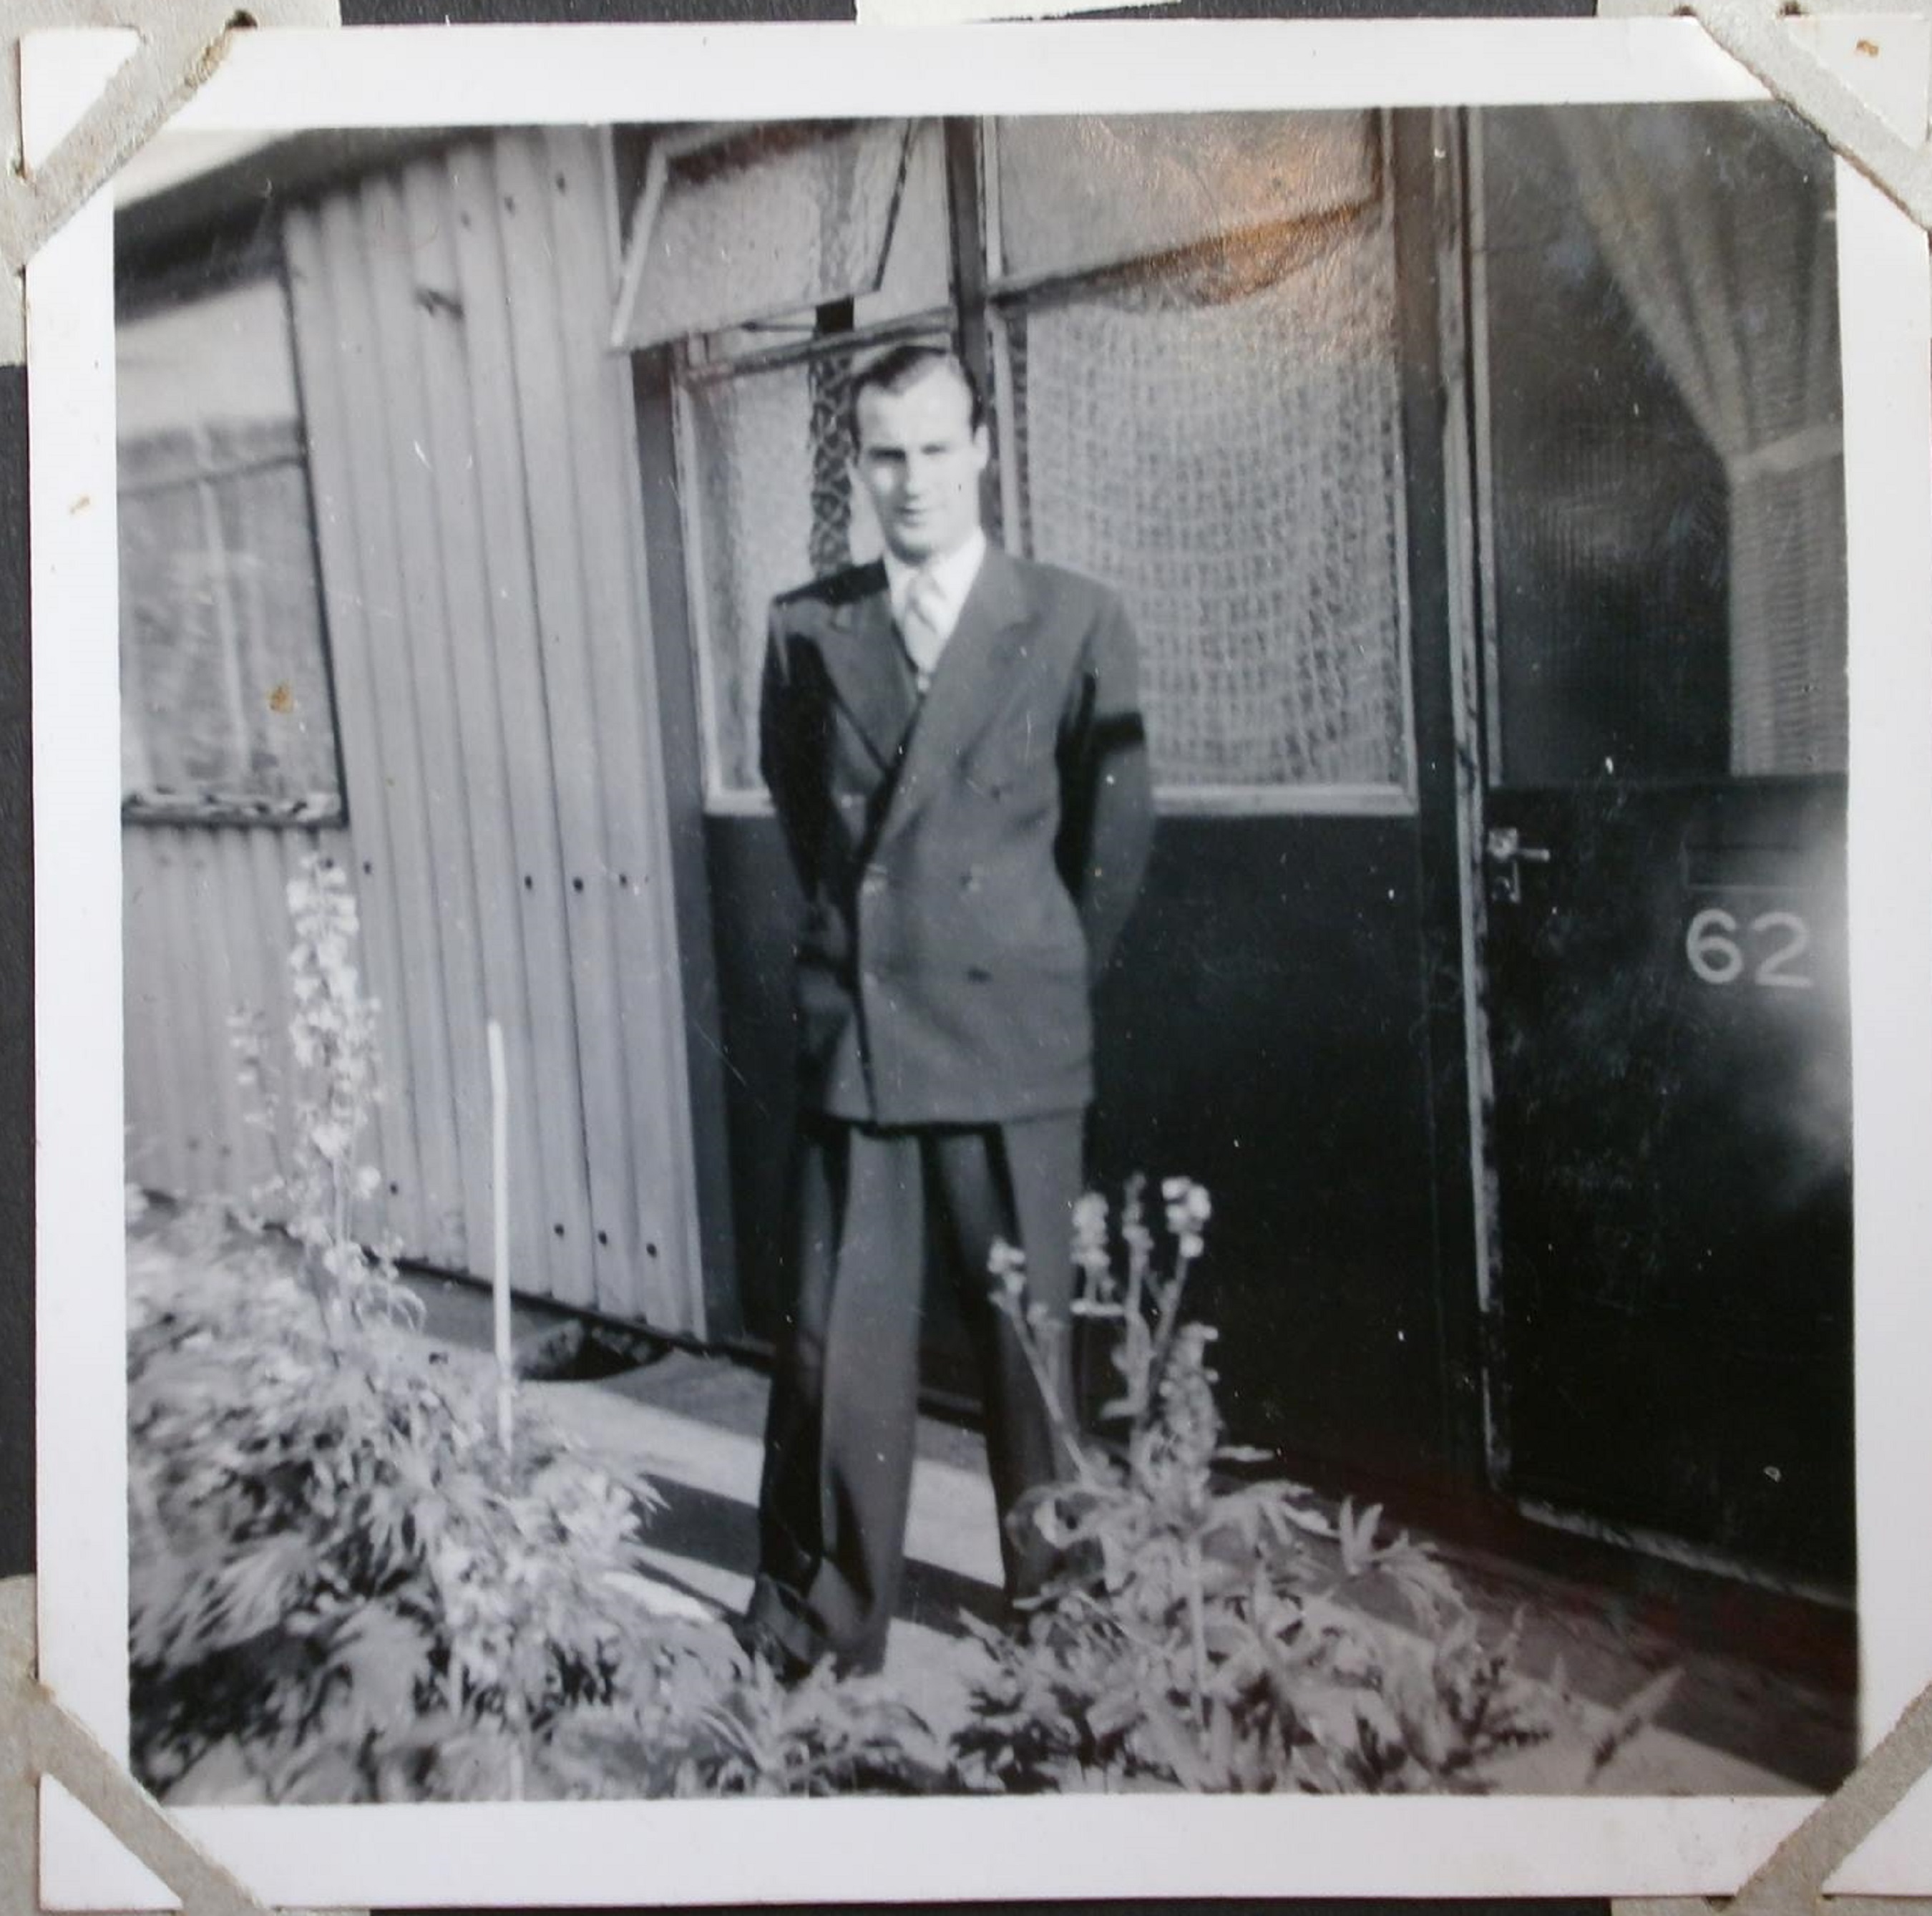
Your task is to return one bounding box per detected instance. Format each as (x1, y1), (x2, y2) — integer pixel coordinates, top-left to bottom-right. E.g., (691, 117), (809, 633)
(37, 1775), (182, 1915)
(18, 27), (144, 172)
(1826, 1759), (1932, 1895)
(1785, 10), (1932, 143)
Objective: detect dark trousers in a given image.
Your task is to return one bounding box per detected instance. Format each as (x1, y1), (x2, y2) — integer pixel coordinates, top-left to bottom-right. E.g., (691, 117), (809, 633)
(746, 1112), (1083, 1674)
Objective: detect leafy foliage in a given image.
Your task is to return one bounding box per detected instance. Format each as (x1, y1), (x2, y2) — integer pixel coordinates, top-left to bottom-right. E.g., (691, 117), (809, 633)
(951, 1177), (1616, 1794)
(128, 1218), (673, 1801)
(130, 1215), (954, 1802)
(127, 1217), (952, 1802)
(543, 1648), (945, 1799)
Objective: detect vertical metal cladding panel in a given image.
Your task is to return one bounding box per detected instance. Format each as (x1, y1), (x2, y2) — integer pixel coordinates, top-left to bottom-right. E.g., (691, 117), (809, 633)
(121, 821), (356, 1213)
(246, 830), (301, 1227)
(286, 203), (439, 1259)
(220, 828), (280, 1215)
(186, 829), (260, 1205)
(489, 130), (704, 1333)
(122, 829), (186, 1195)
(578, 127), (711, 1335)
(355, 165), (499, 1275)
(286, 148), (663, 1310)
(331, 184), (472, 1269)
(441, 141), (600, 1310)
(285, 200), (452, 1263)
(393, 142), (595, 1305)
(150, 827), (226, 1200)
(217, 137), (698, 1323)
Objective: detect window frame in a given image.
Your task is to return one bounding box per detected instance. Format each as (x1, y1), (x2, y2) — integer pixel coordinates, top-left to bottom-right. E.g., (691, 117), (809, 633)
(666, 111), (1421, 819)
(117, 228), (350, 830)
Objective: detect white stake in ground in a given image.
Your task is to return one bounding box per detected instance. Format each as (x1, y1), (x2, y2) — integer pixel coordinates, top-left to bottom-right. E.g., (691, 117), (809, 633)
(489, 1017), (514, 1459)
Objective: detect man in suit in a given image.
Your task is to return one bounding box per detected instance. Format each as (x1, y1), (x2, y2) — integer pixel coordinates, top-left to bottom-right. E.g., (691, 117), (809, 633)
(741, 341), (1155, 1678)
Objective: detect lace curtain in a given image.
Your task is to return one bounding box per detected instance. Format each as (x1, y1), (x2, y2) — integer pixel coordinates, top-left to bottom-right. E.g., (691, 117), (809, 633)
(1550, 104), (1846, 777)
(1007, 205), (1412, 790)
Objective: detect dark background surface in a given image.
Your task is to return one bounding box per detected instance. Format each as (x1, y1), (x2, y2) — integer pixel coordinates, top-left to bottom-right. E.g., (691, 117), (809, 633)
(2, 3), (1608, 1915)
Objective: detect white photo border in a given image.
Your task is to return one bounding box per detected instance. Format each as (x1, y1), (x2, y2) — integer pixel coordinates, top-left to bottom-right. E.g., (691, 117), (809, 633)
(29, 19), (1932, 1907)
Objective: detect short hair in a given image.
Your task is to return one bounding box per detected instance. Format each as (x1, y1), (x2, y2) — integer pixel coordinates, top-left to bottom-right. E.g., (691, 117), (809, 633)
(847, 342), (985, 444)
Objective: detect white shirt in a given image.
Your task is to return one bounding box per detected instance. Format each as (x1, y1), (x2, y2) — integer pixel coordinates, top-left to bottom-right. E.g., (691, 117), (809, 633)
(883, 527), (987, 665)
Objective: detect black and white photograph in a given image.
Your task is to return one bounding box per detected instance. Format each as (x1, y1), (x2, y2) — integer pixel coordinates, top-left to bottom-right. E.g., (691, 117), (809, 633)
(24, 16), (1932, 1907)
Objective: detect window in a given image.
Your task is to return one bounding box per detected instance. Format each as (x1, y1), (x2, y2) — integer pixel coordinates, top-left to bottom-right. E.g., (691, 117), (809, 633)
(670, 120), (955, 800)
(992, 115), (1410, 797)
(117, 263), (343, 823)
(1475, 104), (1846, 786)
(651, 113), (1415, 811)
(614, 120), (926, 352)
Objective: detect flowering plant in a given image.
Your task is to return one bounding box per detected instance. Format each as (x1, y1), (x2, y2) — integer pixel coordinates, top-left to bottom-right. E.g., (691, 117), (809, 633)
(229, 852), (413, 1336)
(957, 1177), (1594, 1794)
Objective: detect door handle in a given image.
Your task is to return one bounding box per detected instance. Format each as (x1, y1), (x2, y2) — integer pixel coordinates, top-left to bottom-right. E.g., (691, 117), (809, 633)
(1485, 825), (1552, 905)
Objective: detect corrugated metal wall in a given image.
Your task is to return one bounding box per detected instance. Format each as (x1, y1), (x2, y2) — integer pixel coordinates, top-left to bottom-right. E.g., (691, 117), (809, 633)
(123, 127), (706, 1336)
(124, 823), (354, 1215)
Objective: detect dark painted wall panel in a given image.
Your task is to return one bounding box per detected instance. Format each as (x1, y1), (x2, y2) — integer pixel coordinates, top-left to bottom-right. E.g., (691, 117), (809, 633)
(704, 815), (806, 1356)
(1089, 816), (1449, 1485)
(708, 808), (1453, 1484)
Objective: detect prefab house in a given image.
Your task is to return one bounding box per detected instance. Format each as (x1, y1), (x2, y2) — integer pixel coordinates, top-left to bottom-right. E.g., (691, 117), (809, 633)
(116, 107), (1853, 1592)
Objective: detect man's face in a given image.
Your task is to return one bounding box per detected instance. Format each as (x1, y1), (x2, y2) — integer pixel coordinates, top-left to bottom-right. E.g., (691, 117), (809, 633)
(852, 365), (990, 567)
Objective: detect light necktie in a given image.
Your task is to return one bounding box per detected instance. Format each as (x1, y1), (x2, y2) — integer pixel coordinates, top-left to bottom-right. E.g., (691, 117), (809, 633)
(898, 568), (949, 694)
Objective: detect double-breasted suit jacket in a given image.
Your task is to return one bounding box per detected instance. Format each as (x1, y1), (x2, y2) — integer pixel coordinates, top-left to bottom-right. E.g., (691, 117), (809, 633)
(759, 545), (1156, 1124)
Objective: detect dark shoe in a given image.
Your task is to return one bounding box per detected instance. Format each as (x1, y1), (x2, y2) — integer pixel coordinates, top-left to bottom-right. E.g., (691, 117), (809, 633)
(731, 1612), (820, 1687)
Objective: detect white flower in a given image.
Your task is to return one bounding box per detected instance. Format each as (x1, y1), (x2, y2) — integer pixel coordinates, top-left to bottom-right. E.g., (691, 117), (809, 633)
(987, 1237), (1028, 1300)
(1163, 1176), (1213, 1243)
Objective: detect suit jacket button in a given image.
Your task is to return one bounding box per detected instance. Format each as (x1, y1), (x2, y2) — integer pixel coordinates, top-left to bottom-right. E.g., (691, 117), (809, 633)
(861, 867), (887, 898)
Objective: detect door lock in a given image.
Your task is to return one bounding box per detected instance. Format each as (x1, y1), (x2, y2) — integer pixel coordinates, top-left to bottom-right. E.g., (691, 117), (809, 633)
(1485, 825), (1552, 904)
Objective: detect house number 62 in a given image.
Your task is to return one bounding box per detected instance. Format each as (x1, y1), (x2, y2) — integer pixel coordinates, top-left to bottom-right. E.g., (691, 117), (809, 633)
(1684, 908), (1814, 991)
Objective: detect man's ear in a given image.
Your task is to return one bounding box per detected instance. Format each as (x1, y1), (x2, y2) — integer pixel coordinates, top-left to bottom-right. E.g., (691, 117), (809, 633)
(972, 424), (991, 472)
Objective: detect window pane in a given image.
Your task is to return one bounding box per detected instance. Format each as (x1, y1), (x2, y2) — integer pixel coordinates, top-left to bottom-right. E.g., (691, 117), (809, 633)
(619, 121), (922, 351)
(1005, 206), (1411, 792)
(213, 464), (341, 801)
(993, 112), (1378, 285)
(117, 268), (342, 820)
(1479, 104), (1845, 786)
(120, 484), (230, 796)
(686, 348), (903, 794)
(693, 121), (952, 361)
(857, 117), (952, 329)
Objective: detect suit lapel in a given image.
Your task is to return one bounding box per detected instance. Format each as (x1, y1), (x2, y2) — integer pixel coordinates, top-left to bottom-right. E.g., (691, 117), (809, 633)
(815, 566), (917, 772)
(878, 547), (1032, 850)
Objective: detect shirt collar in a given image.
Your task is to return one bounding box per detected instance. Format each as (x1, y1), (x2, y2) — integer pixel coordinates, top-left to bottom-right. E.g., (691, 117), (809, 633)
(882, 527), (987, 638)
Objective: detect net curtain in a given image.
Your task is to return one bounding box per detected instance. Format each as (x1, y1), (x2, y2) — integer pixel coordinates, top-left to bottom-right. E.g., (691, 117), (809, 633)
(1016, 209), (1413, 792)
(1550, 105), (1848, 778)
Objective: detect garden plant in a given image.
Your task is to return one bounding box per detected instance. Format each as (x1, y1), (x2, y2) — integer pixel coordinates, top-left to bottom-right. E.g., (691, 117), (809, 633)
(952, 1179), (1651, 1792)
(128, 857), (1667, 1801)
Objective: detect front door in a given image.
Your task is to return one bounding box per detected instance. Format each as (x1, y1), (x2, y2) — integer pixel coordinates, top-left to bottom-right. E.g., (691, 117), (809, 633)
(1467, 104), (1853, 1585)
